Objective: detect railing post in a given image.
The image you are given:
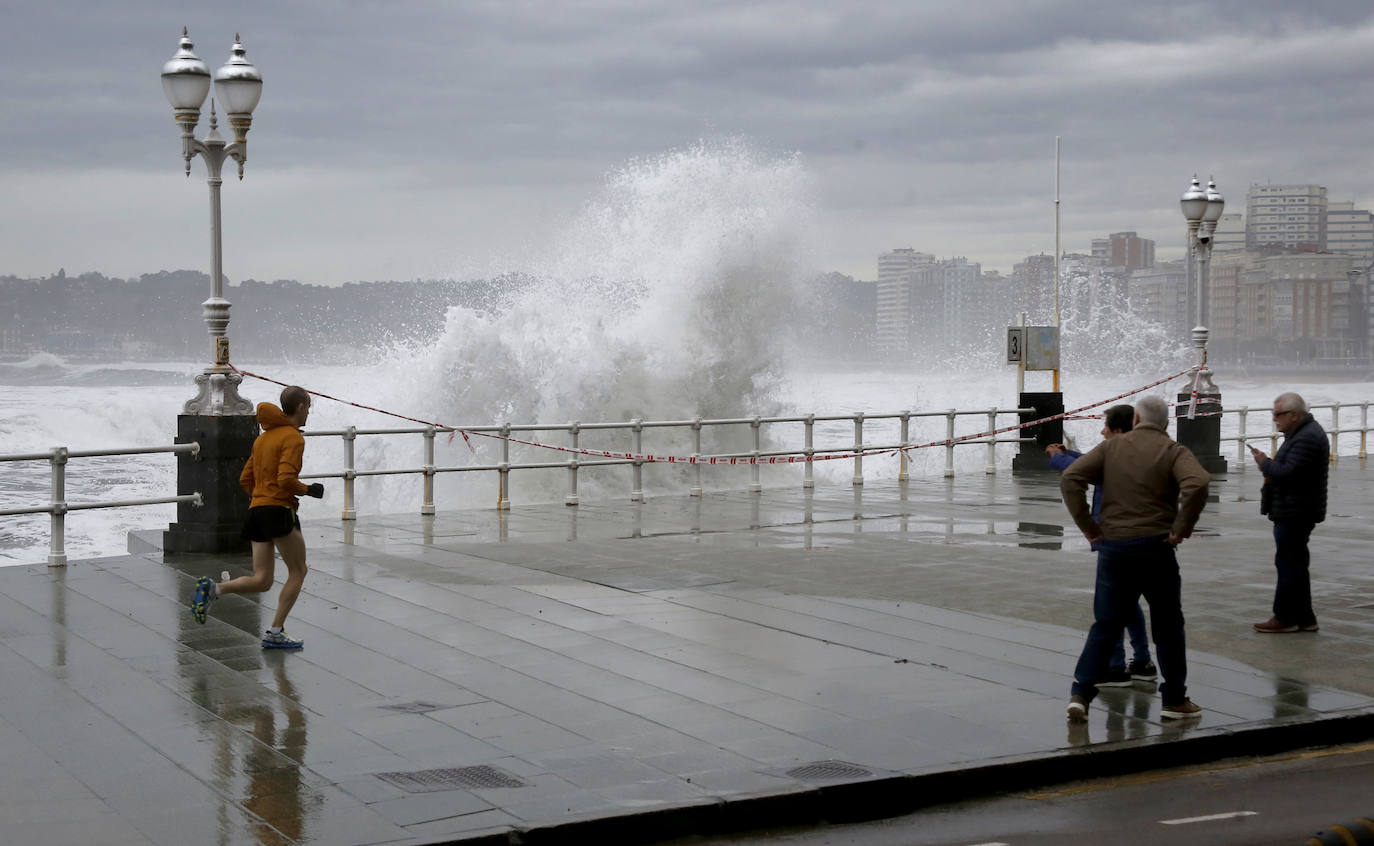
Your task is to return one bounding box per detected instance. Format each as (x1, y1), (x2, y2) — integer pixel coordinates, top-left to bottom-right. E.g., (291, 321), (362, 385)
(342, 426), (357, 521)
(852, 412), (864, 487)
(750, 416), (762, 493)
(566, 421), (580, 506)
(690, 418), (703, 497)
(803, 414), (815, 489)
(1236, 406), (1248, 474)
(1331, 405), (1340, 465)
(630, 419), (644, 503)
(48, 447), (67, 567)
(1361, 402), (1369, 460)
(421, 426), (436, 516)
(498, 423), (511, 510)
(985, 407), (997, 475)
(944, 409), (956, 478)
(898, 411), (910, 482)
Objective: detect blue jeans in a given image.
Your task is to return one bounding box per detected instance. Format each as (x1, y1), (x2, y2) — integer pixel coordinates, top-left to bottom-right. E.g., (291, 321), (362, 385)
(1272, 520), (1317, 627)
(1110, 603), (1151, 671)
(1072, 535), (1188, 706)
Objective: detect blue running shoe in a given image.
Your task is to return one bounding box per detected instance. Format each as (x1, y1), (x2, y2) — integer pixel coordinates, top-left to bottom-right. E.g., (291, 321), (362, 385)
(190, 576), (216, 624)
(261, 630), (303, 649)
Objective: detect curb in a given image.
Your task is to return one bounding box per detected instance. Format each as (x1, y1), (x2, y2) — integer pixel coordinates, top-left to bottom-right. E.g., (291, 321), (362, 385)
(432, 709), (1374, 846)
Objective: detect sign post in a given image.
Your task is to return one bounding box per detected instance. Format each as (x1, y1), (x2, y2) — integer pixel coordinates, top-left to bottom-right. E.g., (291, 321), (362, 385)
(1007, 324), (1063, 474)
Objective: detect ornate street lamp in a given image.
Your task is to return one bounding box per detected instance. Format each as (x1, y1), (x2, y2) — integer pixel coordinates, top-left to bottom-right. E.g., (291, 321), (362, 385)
(1176, 175), (1227, 474)
(160, 29), (263, 554)
(1179, 175), (1225, 329)
(161, 28), (262, 414)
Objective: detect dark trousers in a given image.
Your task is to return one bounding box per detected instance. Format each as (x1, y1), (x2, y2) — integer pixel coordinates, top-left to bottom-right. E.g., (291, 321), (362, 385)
(1110, 603), (1151, 671)
(1272, 520), (1317, 627)
(1072, 536), (1188, 706)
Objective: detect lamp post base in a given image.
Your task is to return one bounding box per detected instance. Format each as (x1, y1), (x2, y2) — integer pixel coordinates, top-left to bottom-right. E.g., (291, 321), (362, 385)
(183, 367), (254, 415)
(1175, 388), (1228, 476)
(163, 413), (258, 554)
(1011, 392), (1065, 474)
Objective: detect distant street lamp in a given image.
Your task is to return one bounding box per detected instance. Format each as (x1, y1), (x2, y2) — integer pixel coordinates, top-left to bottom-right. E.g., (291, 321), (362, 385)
(1176, 175), (1227, 474)
(1180, 175), (1225, 330)
(161, 28), (262, 414)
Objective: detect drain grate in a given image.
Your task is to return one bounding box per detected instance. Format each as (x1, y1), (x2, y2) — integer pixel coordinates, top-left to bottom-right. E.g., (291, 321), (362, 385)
(786, 760), (874, 781)
(374, 765), (528, 793)
(379, 701), (449, 714)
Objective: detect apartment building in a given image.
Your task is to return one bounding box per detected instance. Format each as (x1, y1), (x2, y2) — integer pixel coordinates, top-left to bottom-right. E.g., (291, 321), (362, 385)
(1246, 184), (1327, 250)
(1327, 201), (1374, 265)
(875, 248), (935, 355)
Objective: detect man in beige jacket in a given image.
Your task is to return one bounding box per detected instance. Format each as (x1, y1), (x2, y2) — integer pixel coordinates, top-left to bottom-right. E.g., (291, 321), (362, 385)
(1060, 395), (1210, 723)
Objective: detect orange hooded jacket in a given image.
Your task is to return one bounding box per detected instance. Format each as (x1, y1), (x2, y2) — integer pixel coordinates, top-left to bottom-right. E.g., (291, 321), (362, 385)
(239, 402), (310, 510)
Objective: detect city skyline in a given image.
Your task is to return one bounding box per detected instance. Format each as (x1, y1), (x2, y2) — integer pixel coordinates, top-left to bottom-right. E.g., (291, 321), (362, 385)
(3, 2), (1374, 286)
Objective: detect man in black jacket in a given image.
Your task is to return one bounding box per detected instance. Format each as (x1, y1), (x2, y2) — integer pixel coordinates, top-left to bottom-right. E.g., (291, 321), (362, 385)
(1249, 392), (1329, 633)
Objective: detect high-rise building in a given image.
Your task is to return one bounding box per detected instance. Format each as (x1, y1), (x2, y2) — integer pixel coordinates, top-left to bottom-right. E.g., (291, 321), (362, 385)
(1105, 231), (1154, 270)
(934, 256), (983, 334)
(1259, 252), (1357, 354)
(1128, 261), (1189, 340)
(1211, 250), (1363, 361)
(1246, 184), (1327, 250)
(1011, 253), (1056, 321)
(1327, 201), (1374, 265)
(1213, 213), (1246, 253)
(875, 249), (935, 355)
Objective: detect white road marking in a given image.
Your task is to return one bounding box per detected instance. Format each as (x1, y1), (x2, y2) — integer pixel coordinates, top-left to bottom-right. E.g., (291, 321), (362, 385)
(1160, 810), (1258, 825)
(965, 842), (1010, 845)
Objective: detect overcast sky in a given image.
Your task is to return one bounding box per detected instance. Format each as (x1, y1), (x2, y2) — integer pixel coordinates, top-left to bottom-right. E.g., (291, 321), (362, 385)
(3, 1), (1373, 284)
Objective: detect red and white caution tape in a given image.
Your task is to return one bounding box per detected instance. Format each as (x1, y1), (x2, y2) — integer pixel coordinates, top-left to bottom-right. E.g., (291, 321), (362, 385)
(229, 364), (477, 452)
(229, 362), (1202, 466)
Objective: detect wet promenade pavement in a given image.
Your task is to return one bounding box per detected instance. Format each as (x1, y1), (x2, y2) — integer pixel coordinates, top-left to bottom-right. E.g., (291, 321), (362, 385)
(5, 462), (1374, 845)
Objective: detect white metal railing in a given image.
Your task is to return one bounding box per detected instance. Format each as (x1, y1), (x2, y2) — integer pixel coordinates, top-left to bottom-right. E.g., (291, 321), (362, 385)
(6, 401), (1370, 563)
(302, 408), (1036, 519)
(0, 443), (202, 566)
(1221, 401), (1371, 471)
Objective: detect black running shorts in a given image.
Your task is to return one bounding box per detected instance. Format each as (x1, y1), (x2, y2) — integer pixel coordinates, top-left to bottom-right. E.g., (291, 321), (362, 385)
(241, 505), (301, 542)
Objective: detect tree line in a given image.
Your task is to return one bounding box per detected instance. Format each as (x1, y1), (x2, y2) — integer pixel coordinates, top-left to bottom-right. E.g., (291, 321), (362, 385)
(1, 269), (875, 362)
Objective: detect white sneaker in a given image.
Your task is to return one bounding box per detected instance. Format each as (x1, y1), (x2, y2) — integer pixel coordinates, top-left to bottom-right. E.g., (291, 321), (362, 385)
(261, 630), (303, 649)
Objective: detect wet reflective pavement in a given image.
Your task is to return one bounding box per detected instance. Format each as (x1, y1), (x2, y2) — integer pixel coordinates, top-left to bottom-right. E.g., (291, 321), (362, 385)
(6, 463), (1374, 844)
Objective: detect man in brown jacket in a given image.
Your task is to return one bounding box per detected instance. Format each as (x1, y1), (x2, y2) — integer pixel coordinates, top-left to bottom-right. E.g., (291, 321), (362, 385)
(1060, 395), (1210, 723)
(190, 385), (324, 648)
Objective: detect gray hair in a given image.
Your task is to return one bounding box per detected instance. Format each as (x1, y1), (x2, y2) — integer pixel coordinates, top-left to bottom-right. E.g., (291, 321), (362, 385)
(1135, 395), (1169, 428)
(1274, 392), (1307, 414)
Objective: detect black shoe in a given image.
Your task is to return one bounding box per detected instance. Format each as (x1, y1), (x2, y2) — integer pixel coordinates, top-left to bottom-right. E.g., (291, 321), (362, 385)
(1097, 668), (1134, 687)
(1128, 660), (1158, 681)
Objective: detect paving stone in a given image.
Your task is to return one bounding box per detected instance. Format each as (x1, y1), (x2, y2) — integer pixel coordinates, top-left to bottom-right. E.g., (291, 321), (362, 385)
(5, 466), (1374, 844)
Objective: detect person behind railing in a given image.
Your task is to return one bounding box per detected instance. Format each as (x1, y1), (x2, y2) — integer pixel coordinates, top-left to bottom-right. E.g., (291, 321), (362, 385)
(190, 385), (324, 648)
(1060, 395), (1210, 724)
(1046, 403), (1157, 688)
(1248, 391), (1329, 634)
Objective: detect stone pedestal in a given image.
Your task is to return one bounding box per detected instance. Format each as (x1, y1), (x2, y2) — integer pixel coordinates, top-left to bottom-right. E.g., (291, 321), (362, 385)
(163, 413), (258, 554)
(1176, 388), (1227, 475)
(1011, 392), (1064, 474)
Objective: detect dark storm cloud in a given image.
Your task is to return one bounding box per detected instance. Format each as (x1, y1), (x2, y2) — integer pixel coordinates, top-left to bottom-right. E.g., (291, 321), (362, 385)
(3, 0), (1373, 280)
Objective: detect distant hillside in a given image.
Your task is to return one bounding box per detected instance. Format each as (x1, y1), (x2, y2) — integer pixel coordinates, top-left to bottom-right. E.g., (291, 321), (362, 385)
(0, 269), (875, 363)
(0, 269), (531, 362)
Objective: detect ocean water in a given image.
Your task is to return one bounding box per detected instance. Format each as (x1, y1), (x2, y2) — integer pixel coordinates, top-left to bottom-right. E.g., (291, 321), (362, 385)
(5, 355), (1371, 568)
(4, 143), (1371, 565)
